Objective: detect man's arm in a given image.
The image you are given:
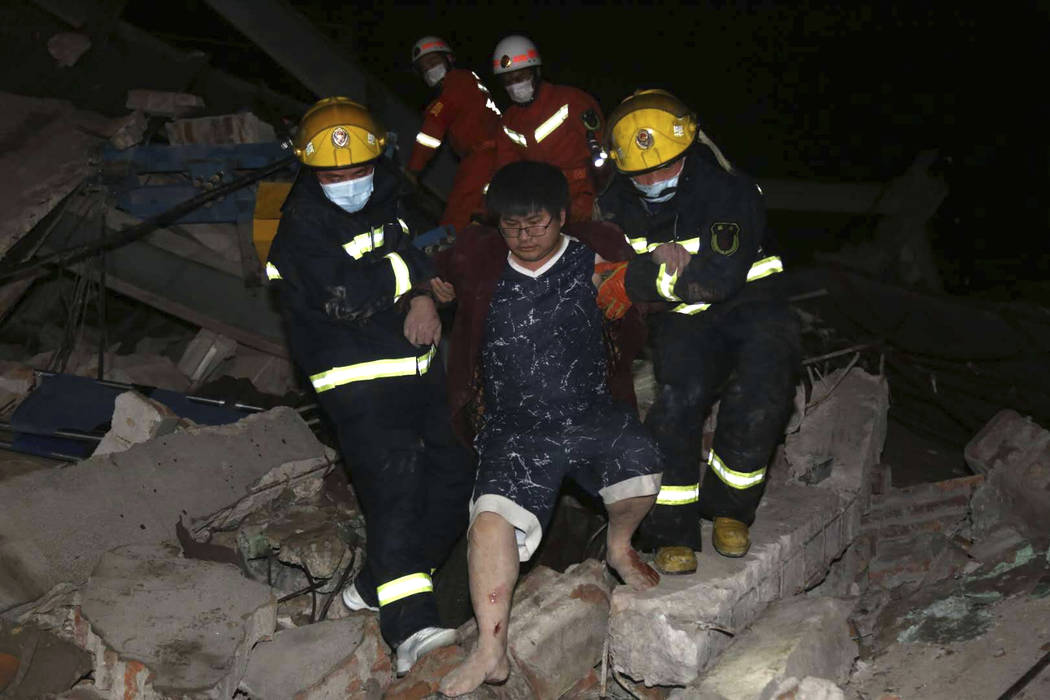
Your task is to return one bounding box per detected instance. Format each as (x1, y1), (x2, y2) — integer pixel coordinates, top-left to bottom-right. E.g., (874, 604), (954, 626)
(270, 213), (432, 321)
(407, 83), (457, 173)
(625, 180), (765, 304)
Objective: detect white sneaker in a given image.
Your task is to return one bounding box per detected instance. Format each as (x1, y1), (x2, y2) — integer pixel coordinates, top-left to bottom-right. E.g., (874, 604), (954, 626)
(395, 626), (457, 675)
(341, 582), (378, 612)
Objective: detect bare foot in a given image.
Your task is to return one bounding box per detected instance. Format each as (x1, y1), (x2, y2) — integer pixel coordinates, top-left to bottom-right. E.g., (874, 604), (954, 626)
(608, 547), (660, 590)
(439, 647), (510, 697)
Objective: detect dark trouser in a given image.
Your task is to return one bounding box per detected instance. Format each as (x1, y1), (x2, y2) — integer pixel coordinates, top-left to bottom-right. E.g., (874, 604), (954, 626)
(636, 300), (801, 551)
(317, 360), (473, 646)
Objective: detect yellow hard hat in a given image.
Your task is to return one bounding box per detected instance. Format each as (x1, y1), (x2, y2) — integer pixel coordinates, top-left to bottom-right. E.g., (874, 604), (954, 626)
(606, 90), (698, 174)
(292, 97), (386, 169)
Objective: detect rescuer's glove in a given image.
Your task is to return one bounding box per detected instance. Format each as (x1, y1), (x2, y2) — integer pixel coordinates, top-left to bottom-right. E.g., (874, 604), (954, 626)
(594, 261), (631, 320)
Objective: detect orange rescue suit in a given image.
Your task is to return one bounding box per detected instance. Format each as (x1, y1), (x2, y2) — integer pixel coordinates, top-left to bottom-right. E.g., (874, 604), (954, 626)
(408, 68), (503, 233)
(496, 81), (604, 222)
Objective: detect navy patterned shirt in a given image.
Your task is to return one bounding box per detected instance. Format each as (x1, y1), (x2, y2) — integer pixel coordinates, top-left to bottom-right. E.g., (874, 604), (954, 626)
(482, 237), (607, 418)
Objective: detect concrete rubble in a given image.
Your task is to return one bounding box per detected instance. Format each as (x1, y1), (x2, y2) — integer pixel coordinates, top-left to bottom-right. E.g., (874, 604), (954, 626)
(125, 89), (205, 118)
(165, 112), (277, 145)
(674, 596), (857, 699)
(47, 32), (92, 67)
(240, 617), (391, 699)
(91, 390), (190, 456)
(76, 544), (275, 699)
(964, 409), (1050, 547)
(0, 360), (35, 413)
(609, 369), (886, 688)
(0, 407), (334, 611)
(177, 328), (238, 385)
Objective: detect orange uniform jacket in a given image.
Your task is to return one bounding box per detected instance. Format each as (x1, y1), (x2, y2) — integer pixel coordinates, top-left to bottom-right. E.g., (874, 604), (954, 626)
(408, 69), (503, 232)
(496, 81), (604, 222)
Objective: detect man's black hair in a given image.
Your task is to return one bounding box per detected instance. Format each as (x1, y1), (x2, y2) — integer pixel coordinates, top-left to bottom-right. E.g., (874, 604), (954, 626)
(485, 160), (569, 220)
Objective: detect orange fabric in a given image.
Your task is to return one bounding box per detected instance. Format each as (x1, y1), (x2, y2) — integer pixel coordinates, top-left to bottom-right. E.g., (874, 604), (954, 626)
(595, 261), (631, 320)
(440, 145), (497, 232)
(496, 81), (603, 222)
(408, 69), (502, 173)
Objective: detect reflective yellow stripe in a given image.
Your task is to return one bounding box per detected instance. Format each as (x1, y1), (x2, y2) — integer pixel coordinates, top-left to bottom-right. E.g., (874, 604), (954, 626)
(503, 126), (527, 148)
(746, 256), (783, 281)
(708, 451), (766, 490)
(376, 572), (433, 606)
(627, 236), (700, 255)
(386, 252), (411, 300)
(398, 217), (410, 235)
(533, 103), (569, 143)
(309, 346), (436, 393)
(670, 302), (711, 315)
(265, 262), (282, 280)
(415, 131), (442, 149)
(679, 237), (701, 254)
(655, 484), (700, 505)
(670, 255), (784, 315)
(343, 227), (384, 259)
(656, 263), (681, 301)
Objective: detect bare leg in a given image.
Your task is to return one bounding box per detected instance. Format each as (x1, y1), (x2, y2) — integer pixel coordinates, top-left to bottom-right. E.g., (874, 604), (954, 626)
(605, 495), (661, 590)
(439, 512), (517, 696)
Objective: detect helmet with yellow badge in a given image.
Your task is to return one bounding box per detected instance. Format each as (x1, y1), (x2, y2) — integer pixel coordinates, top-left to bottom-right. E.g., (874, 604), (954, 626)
(606, 90), (698, 175)
(292, 97), (386, 169)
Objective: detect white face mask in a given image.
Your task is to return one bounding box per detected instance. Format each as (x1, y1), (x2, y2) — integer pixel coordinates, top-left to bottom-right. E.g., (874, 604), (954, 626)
(507, 80), (534, 103)
(632, 172), (680, 203)
(321, 171), (374, 214)
(423, 64), (447, 87)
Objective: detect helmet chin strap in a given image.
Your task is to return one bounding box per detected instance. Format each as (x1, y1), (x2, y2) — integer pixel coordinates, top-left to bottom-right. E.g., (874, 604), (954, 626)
(695, 125), (735, 174)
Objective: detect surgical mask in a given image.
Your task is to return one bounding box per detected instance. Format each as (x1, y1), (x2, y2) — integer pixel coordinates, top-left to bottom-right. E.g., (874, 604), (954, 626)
(321, 171), (374, 214)
(632, 172), (680, 203)
(423, 64), (446, 87)
(507, 80), (534, 103)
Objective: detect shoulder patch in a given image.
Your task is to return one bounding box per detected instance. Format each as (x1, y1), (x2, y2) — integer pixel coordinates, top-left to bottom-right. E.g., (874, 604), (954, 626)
(429, 101), (444, 117)
(710, 222), (740, 256)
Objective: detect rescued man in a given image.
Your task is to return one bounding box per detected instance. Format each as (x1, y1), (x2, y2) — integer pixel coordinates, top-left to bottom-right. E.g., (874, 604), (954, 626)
(433, 161), (663, 696)
(265, 98), (473, 675)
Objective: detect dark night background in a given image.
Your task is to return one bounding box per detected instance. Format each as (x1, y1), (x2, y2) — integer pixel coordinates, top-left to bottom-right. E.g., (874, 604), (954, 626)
(116, 0), (1049, 300)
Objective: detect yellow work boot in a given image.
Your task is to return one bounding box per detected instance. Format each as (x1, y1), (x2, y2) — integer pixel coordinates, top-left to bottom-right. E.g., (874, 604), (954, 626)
(713, 517), (750, 558)
(654, 546), (697, 574)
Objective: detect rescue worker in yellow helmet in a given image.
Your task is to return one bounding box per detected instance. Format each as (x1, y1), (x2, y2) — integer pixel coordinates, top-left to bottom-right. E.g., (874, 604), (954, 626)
(596, 90), (801, 572)
(265, 97), (473, 674)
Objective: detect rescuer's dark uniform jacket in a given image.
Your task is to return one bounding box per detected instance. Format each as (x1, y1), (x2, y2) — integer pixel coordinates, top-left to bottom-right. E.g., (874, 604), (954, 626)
(266, 161), (472, 648)
(597, 147), (800, 548)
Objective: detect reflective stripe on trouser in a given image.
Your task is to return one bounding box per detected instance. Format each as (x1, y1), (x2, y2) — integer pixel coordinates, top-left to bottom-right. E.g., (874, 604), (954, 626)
(655, 483), (699, 505)
(315, 360), (474, 646)
(636, 300), (801, 548)
(708, 450), (765, 490)
(310, 346), (436, 393)
(377, 572), (434, 606)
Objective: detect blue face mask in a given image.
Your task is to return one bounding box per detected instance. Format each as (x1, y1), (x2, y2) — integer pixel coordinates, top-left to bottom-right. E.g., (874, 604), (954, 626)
(320, 171), (374, 213)
(632, 171), (680, 203)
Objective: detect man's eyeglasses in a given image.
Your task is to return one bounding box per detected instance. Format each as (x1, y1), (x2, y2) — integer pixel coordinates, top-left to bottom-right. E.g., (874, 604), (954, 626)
(498, 216), (553, 239)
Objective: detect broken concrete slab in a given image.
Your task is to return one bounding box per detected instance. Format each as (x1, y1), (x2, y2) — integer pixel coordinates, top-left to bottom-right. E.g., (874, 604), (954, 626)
(681, 596), (856, 700)
(177, 328), (238, 384)
(225, 346), (300, 396)
(610, 480), (862, 687)
(964, 409), (1050, 547)
(785, 368), (889, 503)
(456, 559), (614, 700)
(91, 390), (186, 456)
(240, 616), (391, 699)
(107, 110), (148, 150)
(47, 32), (91, 67)
(0, 407), (334, 612)
(77, 544), (274, 699)
(0, 92), (102, 260)
(125, 88), (205, 117)
(761, 677), (846, 700)
(0, 618), (94, 698)
(165, 112), (277, 145)
(0, 360), (35, 414)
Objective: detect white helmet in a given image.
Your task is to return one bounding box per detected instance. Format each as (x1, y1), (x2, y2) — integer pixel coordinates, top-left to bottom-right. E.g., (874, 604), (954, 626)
(411, 36), (452, 63)
(492, 35), (541, 75)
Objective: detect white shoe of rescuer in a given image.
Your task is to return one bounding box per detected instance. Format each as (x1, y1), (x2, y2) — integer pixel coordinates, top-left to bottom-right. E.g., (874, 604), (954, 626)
(396, 626), (458, 675)
(340, 581), (379, 612)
